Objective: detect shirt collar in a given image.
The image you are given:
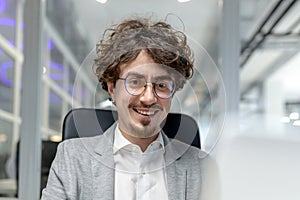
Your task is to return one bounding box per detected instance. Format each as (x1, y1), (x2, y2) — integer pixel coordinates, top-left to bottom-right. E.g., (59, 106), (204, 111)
(113, 123), (165, 154)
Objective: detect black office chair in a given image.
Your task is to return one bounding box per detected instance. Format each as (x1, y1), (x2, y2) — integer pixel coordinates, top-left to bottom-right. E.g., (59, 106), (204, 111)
(62, 108), (200, 148)
(16, 140), (59, 197)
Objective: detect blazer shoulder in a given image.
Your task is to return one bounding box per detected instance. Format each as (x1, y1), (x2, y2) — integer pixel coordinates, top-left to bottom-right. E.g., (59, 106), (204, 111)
(184, 145), (205, 160)
(58, 135), (105, 155)
(169, 138), (205, 161)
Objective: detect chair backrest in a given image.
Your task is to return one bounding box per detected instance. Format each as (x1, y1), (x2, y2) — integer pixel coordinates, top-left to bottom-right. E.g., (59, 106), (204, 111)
(62, 108), (200, 148)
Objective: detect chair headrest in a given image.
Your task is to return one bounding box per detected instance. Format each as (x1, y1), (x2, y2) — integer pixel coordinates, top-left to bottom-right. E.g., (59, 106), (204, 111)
(62, 108), (200, 148)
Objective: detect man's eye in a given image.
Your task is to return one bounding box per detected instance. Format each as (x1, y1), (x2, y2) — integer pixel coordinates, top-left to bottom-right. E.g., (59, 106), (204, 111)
(128, 79), (143, 86)
(156, 82), (172, 91)
(158, 83), (167, 88)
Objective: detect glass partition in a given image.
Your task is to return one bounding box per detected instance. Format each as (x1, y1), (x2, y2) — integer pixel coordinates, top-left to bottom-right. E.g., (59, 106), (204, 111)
(0, 0), (17, 45)
(0, 52), (14, 112)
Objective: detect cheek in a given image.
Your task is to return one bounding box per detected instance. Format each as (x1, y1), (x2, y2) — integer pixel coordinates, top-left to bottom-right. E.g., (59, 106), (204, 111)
(114, 85), (134, 105)
(161, 100), (172, 112)
(113, 83), (124, 99)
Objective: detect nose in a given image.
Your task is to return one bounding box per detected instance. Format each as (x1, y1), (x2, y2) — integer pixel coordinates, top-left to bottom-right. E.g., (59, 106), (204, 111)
(139, 83), (157, 105)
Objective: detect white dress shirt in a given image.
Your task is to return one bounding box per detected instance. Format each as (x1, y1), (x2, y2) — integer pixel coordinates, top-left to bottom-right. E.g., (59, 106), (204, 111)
(113, 124), (168, 200)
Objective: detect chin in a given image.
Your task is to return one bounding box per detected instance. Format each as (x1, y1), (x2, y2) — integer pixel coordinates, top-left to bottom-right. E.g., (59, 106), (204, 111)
(129, 122), (160, 138)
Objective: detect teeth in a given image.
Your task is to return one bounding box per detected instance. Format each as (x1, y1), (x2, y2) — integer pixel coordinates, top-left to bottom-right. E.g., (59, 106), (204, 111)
(136, 109), (155, 115)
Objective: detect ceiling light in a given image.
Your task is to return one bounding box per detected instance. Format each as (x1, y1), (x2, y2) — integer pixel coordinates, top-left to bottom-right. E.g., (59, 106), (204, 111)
(218, 0), (223, 7)
(0, 134), (7, 142)
(96, 0), (107, 4)
(177, 0), (191, 3)
(292, 120), (300, 126)
(50, 135), (62, 142)
(42, 66), (47, 74)
(280, 116), (290, 123)
(289, 112), (299, 120)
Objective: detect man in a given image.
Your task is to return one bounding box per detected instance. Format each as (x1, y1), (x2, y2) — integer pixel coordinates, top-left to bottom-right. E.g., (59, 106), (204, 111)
(41, 17), (203, 200)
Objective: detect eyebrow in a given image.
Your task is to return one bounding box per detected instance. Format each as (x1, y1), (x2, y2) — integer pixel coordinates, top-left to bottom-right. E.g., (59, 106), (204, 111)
(154, 75), (174, 81)
(126, 72), (144, 77)
(126, 72), (173, 80)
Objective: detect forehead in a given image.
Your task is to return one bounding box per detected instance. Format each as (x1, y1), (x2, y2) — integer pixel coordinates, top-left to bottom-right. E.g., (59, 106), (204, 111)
(119, 51), (170, 78)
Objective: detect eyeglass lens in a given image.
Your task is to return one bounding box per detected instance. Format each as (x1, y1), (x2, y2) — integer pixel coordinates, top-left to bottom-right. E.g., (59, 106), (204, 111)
(124, 74), (175, 98)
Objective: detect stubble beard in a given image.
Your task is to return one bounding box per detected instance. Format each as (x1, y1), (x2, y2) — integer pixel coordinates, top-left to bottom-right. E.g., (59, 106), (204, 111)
(128, 120), (162, 139)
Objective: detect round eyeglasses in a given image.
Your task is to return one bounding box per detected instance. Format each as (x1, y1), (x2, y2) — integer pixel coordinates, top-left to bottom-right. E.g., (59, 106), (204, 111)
(118, 74), (176, 99)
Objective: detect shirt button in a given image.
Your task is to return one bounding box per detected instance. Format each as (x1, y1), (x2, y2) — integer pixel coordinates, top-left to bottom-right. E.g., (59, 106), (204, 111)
(132, 146), (137, 152)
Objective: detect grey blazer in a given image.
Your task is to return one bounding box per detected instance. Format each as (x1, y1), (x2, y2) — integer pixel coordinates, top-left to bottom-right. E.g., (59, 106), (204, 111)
(41, 123), (203, 200)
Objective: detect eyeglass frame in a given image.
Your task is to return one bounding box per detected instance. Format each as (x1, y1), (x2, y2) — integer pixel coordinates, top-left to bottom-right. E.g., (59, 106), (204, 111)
(117, 73), (176, 99)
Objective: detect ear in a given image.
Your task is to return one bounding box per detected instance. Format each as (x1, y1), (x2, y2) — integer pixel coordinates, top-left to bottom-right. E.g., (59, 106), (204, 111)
(107, 82), (115, 100)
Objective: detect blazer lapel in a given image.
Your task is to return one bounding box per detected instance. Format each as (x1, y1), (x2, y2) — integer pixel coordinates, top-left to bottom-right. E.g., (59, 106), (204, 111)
(91, 158), (114, 200)
(166, 162), (187, 200)
(91, 123), (117, 200)
(163, 133), (188, 200)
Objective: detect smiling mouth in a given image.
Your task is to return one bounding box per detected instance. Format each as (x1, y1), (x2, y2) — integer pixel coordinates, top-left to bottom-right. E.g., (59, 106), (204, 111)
(133, 108), (156, 116)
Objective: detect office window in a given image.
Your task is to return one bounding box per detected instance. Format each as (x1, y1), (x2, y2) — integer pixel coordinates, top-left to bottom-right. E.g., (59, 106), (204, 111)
(49, 42), (64, 88)
(0, 51), (14, 112)
(67, 104), (72, 113)
(0, 0), (17, 45)
(84, 88), (92, 107)
(49, 89), (62, 133)
(68, 66), (76, 96)
(0, 119), (12, 179)
(72, 78), (82, 105)
(81, 85), (91, 107)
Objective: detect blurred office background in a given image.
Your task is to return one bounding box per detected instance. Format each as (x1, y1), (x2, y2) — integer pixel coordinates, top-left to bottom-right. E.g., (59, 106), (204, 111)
(0, 0), (300, 199)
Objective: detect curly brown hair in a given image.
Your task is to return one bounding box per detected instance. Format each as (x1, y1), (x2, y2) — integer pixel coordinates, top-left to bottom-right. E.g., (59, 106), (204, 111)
(94, 17), (194, 92)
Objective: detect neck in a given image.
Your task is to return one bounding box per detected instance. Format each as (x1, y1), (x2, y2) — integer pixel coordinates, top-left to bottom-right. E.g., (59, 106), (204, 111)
(119, 129), (159, 152)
